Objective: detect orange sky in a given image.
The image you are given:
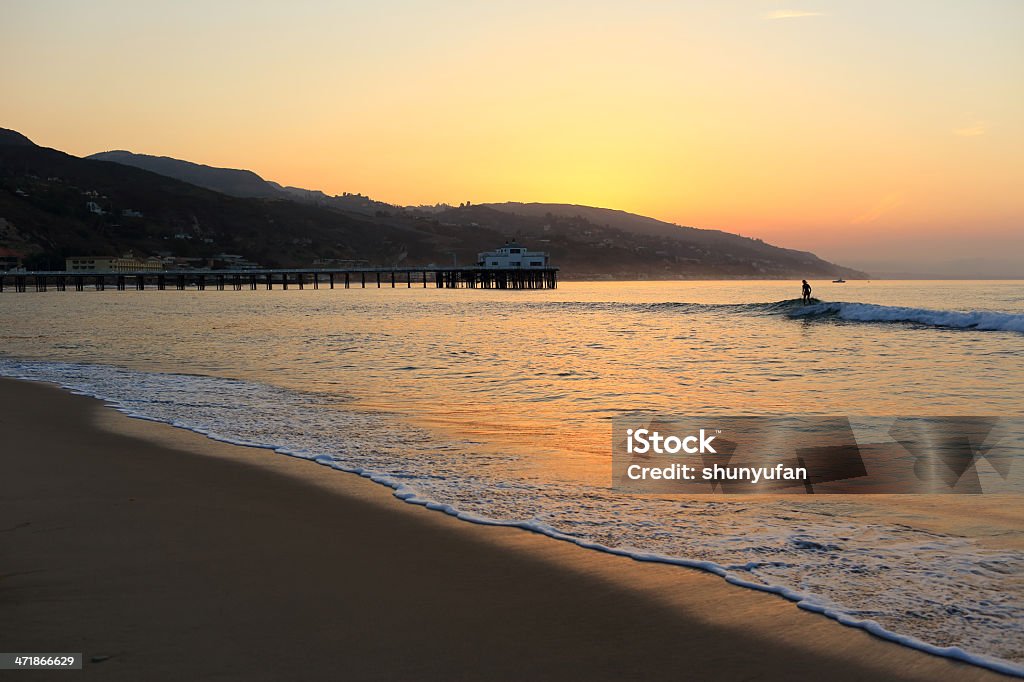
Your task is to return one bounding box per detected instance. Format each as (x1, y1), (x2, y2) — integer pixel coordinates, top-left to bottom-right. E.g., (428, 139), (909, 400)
(2, 1), (1022, 271)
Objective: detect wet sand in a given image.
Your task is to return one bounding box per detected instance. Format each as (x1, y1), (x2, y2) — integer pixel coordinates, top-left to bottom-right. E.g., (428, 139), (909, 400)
(0, 377), (1013, 680)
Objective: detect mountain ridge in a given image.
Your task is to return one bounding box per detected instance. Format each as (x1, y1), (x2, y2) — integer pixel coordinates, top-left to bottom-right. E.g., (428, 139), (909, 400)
(87, 150), (283, 199)
(0, 127), (36, 146)
(2, 129), (868, 279)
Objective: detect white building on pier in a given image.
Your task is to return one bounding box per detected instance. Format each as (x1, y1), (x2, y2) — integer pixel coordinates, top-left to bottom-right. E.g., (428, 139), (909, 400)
(477, 241), (549, 269)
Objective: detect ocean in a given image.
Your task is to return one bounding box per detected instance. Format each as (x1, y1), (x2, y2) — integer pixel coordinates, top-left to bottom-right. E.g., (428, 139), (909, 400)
(1, 279), (1022, 674)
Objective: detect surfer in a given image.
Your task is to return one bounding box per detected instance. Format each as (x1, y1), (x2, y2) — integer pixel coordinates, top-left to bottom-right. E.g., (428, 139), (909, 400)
(801, 280), (812, 304)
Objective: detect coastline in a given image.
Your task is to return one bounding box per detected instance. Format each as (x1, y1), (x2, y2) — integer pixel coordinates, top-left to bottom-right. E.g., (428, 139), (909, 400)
(1, 377), (1014, 681)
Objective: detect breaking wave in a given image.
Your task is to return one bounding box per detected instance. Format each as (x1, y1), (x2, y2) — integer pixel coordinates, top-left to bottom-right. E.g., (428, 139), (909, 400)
(789, 301), (1024, 333)
(527, 299), (1024, 333)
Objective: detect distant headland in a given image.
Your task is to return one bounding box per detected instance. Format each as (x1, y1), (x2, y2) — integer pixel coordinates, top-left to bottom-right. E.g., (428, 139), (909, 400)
(1, 128), (867, 280)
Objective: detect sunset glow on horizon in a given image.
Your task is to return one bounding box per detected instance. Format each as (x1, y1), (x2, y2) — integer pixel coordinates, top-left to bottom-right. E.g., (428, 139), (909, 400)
(2, 0), (1022, 270)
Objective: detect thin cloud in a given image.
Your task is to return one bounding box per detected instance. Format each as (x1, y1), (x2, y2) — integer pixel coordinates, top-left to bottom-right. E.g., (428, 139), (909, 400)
(851, 193), (904, 225)
(765, 9), (825, 19)
(953, 122), (987, 137)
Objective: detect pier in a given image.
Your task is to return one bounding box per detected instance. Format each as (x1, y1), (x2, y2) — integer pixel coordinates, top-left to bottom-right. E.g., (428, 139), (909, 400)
(0, 267), (558, 293)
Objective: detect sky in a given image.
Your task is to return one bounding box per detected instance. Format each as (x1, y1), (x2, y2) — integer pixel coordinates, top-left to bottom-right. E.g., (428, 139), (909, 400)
(2, 0), (1022, 273)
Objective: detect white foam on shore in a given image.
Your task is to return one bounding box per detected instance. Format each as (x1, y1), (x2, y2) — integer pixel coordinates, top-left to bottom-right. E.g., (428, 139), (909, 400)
(790, 301), (1024, 333)
(2, 359), (1021, 678)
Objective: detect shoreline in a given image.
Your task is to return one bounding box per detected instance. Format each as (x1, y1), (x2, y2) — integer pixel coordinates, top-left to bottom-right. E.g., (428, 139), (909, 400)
(1, 376), (1015, 680)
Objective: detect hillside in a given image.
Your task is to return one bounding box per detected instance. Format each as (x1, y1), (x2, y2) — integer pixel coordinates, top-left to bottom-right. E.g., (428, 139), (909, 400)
(481, 201), (859, 277)
(87, 149), (393, 215)
(265, 182), (395, 215)
(484, 202), (691, 240)
(1, 128), (867, 279)
(1, 139), (489, 270)
(0, 128), (35, 146)
(87, 150), (283, 199)
(434, 205), (865, 280)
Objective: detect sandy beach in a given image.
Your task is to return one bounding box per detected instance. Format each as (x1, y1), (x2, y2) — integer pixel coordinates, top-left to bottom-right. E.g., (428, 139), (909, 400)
(0, 377), (1013, 681)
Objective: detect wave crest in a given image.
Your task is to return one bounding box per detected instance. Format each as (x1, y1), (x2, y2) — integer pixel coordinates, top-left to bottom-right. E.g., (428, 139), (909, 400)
(790, 302), (1024, 333)
(530, 299), (1023, 333)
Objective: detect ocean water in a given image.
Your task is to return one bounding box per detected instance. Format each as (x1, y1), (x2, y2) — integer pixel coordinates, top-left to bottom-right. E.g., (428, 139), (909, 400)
(1, 279), (1022, 674)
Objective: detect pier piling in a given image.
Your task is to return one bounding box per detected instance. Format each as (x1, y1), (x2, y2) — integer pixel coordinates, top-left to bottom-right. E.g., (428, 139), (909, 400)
(1, 267), (557, 295)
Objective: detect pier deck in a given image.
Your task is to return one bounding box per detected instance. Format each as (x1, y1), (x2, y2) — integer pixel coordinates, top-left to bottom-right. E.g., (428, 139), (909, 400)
(0, 267), (558, 293)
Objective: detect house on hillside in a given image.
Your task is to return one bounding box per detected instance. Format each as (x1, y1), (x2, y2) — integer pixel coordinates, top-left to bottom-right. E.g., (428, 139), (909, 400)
(65, 256), (163, 272)
(0, 247), (24, 272)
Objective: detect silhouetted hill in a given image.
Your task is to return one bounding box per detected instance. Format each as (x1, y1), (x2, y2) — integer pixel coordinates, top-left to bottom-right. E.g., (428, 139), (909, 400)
(2, 140), (502, 270)
(89, 149), (395, 216)
(266, 182), (395, 215)
(485, 202), (692, 240)
(471, 203), (867, 279)
(87, 150), (283, 199)
(0, 128), (36, 146)
(2, 128), (868, 278)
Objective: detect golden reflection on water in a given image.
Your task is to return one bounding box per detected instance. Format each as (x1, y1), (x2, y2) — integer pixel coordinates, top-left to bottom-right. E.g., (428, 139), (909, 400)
(2, 280), (1023, 663)
(2, 280), (1021, 492)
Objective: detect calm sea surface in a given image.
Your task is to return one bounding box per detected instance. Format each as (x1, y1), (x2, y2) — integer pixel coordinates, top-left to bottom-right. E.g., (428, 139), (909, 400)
(2, 280), (1022, 673)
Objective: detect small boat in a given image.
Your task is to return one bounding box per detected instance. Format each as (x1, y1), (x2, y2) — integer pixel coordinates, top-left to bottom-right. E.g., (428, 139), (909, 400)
(832, 278), (846, 283)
